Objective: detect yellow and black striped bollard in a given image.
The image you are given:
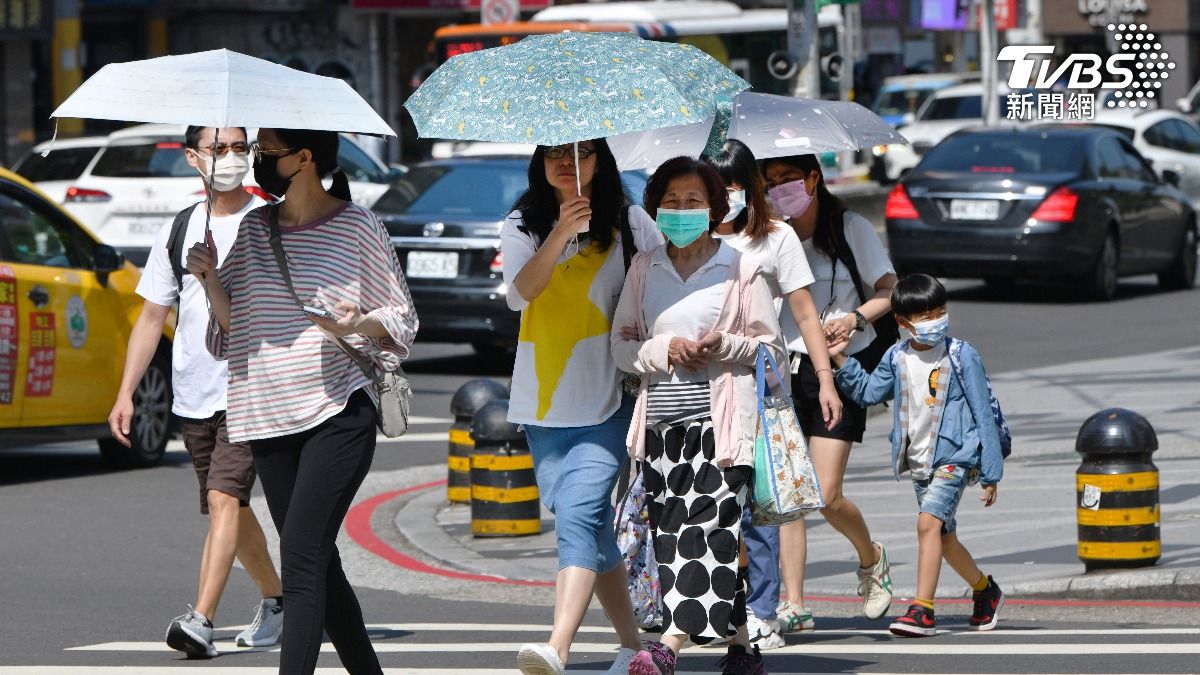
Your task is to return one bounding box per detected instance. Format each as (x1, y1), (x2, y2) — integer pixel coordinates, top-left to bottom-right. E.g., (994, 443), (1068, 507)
(470, 400), (541, 537)
(448, 380), (509, 504)
(1075, 408), (1160, 571)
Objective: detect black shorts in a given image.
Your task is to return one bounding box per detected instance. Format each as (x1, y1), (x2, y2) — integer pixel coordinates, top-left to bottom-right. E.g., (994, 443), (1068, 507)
(791, 353), (868, 444)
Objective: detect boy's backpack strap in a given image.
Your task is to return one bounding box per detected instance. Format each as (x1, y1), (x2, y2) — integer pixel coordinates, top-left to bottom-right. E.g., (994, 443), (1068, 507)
(166, 203), (200, 291)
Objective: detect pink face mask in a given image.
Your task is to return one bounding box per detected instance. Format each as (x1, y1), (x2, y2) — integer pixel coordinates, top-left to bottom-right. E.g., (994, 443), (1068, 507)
(768, 178), (814, 219)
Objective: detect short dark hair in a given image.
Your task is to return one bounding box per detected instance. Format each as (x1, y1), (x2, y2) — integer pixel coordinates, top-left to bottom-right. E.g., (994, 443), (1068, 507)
(890, 274), (948, 317)
(643, 156), (730, 229)
(184, 125), (248, 149)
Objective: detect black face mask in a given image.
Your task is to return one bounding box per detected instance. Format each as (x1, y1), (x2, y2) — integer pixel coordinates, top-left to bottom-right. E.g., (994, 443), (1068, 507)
(254, 152), (300, 199)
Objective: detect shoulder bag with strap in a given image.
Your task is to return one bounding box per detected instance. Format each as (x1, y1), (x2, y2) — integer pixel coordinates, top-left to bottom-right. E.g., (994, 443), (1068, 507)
(830, 209), (900, 372)
(264, 204), (412, 438)
(166, 203), (201, 291)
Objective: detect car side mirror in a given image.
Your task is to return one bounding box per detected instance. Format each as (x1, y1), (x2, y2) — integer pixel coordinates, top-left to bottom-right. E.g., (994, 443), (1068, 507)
(901, 112), (916, 126)
(1162, 169), (1181, 187)
(93, 244), (124, 285)
(387, 165), (407, 183)
(1178, 98), (1193, 113)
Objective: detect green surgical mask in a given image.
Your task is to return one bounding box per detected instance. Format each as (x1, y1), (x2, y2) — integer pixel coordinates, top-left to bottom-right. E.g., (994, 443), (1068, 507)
(656, 208), (711, 248)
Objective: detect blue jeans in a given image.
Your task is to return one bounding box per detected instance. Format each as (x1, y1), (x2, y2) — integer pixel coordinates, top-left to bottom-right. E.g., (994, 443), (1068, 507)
(913, 464), (970, 535)
(523, 397), (634, 573)
(742, 507), (781, 621)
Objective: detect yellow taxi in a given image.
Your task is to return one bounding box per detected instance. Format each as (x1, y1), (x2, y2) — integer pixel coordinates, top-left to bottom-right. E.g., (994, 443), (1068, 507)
(0, 166), (174, 467)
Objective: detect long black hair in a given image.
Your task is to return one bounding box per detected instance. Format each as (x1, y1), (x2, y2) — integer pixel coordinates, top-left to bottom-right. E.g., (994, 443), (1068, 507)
(761, 154), (847, 260)
(510, 137), (629, 253)
(274, 129), (352, 202)
(706, 139), (773, 240)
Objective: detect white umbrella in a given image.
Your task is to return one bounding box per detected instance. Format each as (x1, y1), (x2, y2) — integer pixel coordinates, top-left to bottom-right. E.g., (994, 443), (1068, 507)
(52, 49), (394, 136)
(609, 93), (908, 172)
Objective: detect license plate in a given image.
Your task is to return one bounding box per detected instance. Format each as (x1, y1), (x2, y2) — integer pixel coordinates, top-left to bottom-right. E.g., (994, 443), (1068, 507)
(406, 251), (459, 279)
(126, 216), (170, 236)
(950, 199), (1000, 221)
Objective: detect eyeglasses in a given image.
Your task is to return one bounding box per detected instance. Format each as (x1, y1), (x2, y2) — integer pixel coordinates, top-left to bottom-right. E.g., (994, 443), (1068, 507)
(192, 142), (250, 157)
(248, 142), (297, 162)
(544, 145), (596, 160)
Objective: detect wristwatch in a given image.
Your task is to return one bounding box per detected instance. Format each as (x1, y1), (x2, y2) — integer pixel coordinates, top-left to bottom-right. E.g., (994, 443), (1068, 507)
(852, 310), (869, 332)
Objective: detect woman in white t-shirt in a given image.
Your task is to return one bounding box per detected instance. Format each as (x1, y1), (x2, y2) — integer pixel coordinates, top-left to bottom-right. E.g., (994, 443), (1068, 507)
(761, 153), (900, 632)
(500, 138), (660, 675)
(706, 140), (842, 648)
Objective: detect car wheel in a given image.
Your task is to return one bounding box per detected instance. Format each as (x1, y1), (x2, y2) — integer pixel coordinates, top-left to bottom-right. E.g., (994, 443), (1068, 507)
(99, 354), (171, 468)
(1158, 223), (1197, 291)
(1082, 231), (1119, 302)
(471, 341), (516, 364)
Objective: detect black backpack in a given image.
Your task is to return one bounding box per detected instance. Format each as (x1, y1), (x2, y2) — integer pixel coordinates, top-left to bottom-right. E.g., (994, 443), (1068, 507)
(164, 203), (200, 291)
(830, 209), (900, 372)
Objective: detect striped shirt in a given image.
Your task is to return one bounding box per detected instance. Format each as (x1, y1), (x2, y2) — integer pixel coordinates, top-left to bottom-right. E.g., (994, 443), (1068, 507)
(206, 203), (418, 443)
(646, 381), (711, 424)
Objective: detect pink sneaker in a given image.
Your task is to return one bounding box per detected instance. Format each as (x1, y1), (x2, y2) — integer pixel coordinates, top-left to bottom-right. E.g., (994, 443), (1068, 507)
(628, 641), (676, 675)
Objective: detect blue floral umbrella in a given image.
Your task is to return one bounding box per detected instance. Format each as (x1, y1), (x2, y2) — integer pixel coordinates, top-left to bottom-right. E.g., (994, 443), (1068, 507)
(404, 31), (748, 151)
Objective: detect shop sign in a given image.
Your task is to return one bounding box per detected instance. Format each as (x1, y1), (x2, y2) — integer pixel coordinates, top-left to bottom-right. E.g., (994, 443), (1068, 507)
(1078, 0), (1149, 28)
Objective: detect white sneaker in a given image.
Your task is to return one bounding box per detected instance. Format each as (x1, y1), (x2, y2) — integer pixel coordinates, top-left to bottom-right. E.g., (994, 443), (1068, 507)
(776, 601), (816, 633)
(856, 541), (895, 620)
(517, 643), (565, 675)
(165, 606), (218, 659)
(604, 646), (639, 674)
(236, 597), (283, 647)
(746, 613), (786, 651)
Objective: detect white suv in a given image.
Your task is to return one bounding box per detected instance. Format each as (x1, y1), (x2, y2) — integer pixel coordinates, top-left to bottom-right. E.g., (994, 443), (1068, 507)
(879, 83), (1024, 181)
(14, 125), (397, 265)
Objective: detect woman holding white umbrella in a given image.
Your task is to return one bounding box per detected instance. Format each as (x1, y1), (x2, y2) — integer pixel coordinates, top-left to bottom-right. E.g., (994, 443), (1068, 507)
(190, 128), (417, 675)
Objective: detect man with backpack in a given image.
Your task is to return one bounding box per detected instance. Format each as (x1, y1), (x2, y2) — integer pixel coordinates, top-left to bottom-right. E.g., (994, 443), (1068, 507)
(108, 126), (282, 658)
(833, 274), (1008, 638)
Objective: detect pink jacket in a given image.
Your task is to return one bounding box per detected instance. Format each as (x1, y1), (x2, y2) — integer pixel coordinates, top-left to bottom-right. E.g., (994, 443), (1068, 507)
(610, 243), (787, 468)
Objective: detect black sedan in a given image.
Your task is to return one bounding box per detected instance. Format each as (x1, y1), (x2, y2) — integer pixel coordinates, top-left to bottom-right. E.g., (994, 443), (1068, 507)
(886, 127), (1197, 300)
(373, 156), (647, 359)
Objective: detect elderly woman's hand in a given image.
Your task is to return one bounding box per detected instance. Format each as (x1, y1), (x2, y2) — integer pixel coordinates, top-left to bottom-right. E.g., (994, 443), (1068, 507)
(669, 336), (710, 372)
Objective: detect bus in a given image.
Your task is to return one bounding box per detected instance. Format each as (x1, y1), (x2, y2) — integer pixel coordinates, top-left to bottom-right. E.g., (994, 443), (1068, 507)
(424, 1), (845, 99)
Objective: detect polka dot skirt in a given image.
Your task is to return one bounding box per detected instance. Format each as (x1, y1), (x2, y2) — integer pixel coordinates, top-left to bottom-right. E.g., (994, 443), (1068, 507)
(643, 418), (750, 643)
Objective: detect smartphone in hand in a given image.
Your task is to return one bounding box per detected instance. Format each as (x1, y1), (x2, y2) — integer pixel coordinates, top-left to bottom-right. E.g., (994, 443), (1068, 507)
(301, 305), (335, 320)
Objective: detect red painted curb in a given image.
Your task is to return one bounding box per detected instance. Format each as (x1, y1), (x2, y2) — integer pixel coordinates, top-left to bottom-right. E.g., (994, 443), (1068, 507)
(344, 480), (555, 587)
(346, 481), (1199, 607)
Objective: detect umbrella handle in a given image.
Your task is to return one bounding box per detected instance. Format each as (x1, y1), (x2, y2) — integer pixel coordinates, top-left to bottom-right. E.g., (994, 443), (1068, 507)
(574, 141), (589, 233)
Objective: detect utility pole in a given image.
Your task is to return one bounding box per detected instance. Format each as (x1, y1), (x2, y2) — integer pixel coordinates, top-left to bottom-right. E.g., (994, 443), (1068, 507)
(979, 0), (999, 126)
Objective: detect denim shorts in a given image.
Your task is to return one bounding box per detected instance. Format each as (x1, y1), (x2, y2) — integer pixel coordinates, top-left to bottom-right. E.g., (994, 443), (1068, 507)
(912, 464), (969, 534)
(522, 396), (634, 573)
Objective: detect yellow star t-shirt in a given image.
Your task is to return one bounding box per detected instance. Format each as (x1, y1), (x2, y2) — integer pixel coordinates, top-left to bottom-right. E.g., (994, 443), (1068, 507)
(501, 207), (662, 427)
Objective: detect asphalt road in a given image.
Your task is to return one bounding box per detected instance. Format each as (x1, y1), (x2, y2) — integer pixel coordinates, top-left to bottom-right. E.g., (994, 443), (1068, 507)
(1, 276), (1197, 673)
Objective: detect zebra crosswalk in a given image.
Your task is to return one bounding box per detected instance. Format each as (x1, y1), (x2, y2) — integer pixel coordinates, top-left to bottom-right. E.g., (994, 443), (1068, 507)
(13, 623), (1198, 674)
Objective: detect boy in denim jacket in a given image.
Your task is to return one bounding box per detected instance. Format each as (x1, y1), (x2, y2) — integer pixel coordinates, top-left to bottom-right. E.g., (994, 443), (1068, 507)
(831, 274), (1004, 637)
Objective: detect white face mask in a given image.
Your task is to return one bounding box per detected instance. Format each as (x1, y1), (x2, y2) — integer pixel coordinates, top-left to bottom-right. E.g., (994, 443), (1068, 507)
(723, 189), (746, 223)
(197, 151), (250, 192)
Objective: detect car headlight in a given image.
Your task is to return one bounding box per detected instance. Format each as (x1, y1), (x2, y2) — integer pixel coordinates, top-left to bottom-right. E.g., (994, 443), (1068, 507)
(872, 145), (888, 157)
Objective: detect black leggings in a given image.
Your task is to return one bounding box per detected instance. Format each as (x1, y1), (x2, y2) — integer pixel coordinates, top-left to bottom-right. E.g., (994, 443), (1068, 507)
(251, 389), (382, 675)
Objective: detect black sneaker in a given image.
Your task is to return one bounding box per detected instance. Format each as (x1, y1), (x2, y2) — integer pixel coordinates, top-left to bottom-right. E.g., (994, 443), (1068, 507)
(969, 576), (1005, 631)
(888, 604), (937, 637)
(719, 644), (767, 675)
